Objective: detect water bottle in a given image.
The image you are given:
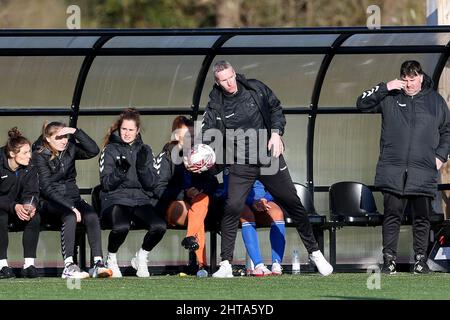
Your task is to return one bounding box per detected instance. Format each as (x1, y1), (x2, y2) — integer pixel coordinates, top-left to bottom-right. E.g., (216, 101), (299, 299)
(196, 268), (208, 278)
(292, 249), (301, 274)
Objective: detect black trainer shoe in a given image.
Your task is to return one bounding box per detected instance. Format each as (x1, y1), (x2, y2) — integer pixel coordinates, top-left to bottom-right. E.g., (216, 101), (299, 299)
(0, 266), (15, 279)
(21, 265), (38, 278)
(181, 236), (199, 251)
(381, 253), (397, 275)
(414, 254), (431, 274)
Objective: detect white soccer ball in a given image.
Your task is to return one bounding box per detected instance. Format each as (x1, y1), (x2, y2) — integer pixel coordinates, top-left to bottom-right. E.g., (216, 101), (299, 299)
(184, 144), (216, 172)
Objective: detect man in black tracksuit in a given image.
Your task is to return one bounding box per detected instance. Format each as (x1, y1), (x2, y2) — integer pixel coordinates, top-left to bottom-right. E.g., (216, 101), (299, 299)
(199, 60), (333, 277)
(357, 60), (450, 274)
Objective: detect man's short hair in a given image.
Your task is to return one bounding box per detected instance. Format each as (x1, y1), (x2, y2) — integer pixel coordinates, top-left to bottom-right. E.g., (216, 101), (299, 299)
(400, 60), (423, 78)
(213, 60), (233, 75)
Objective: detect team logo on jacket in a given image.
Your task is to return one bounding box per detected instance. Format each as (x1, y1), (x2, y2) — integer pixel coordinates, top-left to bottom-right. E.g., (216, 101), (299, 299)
(361, 85), (379, 99)
(396, 101), (406, 107)
(153, 153), (163, 175)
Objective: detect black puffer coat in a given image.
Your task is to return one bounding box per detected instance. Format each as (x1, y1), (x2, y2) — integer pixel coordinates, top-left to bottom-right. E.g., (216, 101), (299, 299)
(356, 74), (450, 196)
(0, 147), (39, 213)
(32, 129), (99, 210)
(99, 130), (158, 213)
(153, 143), (218, 208)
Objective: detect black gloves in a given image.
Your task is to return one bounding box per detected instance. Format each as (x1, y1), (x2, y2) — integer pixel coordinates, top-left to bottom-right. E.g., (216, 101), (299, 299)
(115, 155), (131, 174)
(136, 145), (150, 170)
(115, 146), (151, 175)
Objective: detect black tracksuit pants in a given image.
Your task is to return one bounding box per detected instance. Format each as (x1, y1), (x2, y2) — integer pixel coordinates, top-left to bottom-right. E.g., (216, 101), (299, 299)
(0, 209), (41, 260)
(41, 199), (103, 260)
(221, 155), (319, 262)
(382, 192), (431, 258)
(101, 204), (167, 253)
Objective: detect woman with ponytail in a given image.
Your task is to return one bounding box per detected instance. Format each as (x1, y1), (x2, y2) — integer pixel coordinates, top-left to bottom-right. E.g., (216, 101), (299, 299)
(0, 127), (40, 279)
(33, 121), (111, 279)
(153, 116), (218, 277)
(99, 108), (165, 278)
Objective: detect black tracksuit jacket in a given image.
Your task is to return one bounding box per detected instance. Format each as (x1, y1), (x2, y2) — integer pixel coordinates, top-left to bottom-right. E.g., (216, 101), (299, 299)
(201, 73), (286, 172)
(32, 129), (99, 210)
(356, 74), (450, 197)
(99, 131), (159, 213)
(0, 147), (39, 214)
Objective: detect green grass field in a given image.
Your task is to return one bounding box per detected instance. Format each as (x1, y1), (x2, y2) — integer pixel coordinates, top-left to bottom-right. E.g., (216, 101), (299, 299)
(1, 273), (449, 300)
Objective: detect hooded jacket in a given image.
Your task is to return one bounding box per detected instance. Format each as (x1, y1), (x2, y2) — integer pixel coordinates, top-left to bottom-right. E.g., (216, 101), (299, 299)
(152, 143), (218, 208)
(356, 74), (450, 197)
(99, 130), (159, 213)
(201, 73), (286, 171)
(32, 128), (99, 210)
(0, 147), (39, 214)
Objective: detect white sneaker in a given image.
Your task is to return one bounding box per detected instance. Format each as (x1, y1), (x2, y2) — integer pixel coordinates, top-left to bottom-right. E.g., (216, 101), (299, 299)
(61, 263), (90, 279)
(105, 256), (122, 278)
(131, 252), (150, 278)
(271, 262), (283, 276)
(253, 263), (272, 277)
(212, 260), (233, 278)
(309, 250), (333, 276)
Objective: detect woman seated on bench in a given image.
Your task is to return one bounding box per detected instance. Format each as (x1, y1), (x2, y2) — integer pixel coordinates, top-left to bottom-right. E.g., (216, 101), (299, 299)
(154, 116), (218, 277)
(33, 121), (111, 279)
(100, 108), (166, 278)
(0, 127), (40, 279)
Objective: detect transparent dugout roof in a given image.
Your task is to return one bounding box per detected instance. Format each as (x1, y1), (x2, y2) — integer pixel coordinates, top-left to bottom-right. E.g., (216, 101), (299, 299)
(342, 33), (450, 46)
(222, 34), (339, 47)
(0, 27), (448, 112)
(104, 36), (220, 48)
(0, 27), (449, 202)
(80, 56), (204, 109)
(0, 56), (84, 108)
(0, 36), (99, 48)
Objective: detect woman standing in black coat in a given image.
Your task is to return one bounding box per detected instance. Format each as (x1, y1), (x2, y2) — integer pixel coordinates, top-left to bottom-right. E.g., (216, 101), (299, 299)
(0, 128), (40, 279)
(99, 108), (166, 278)
(357, 60), (450, 274)
(33, 121), (111, 279)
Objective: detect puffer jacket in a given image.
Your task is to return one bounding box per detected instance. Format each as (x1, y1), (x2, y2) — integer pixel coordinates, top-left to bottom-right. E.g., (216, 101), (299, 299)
(99, 130), (158, 213)
(152, 143), (218, 208)
(0, 147), (39, 213)
(356, 74), (450, 196)
(32, 129), (99, 210)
